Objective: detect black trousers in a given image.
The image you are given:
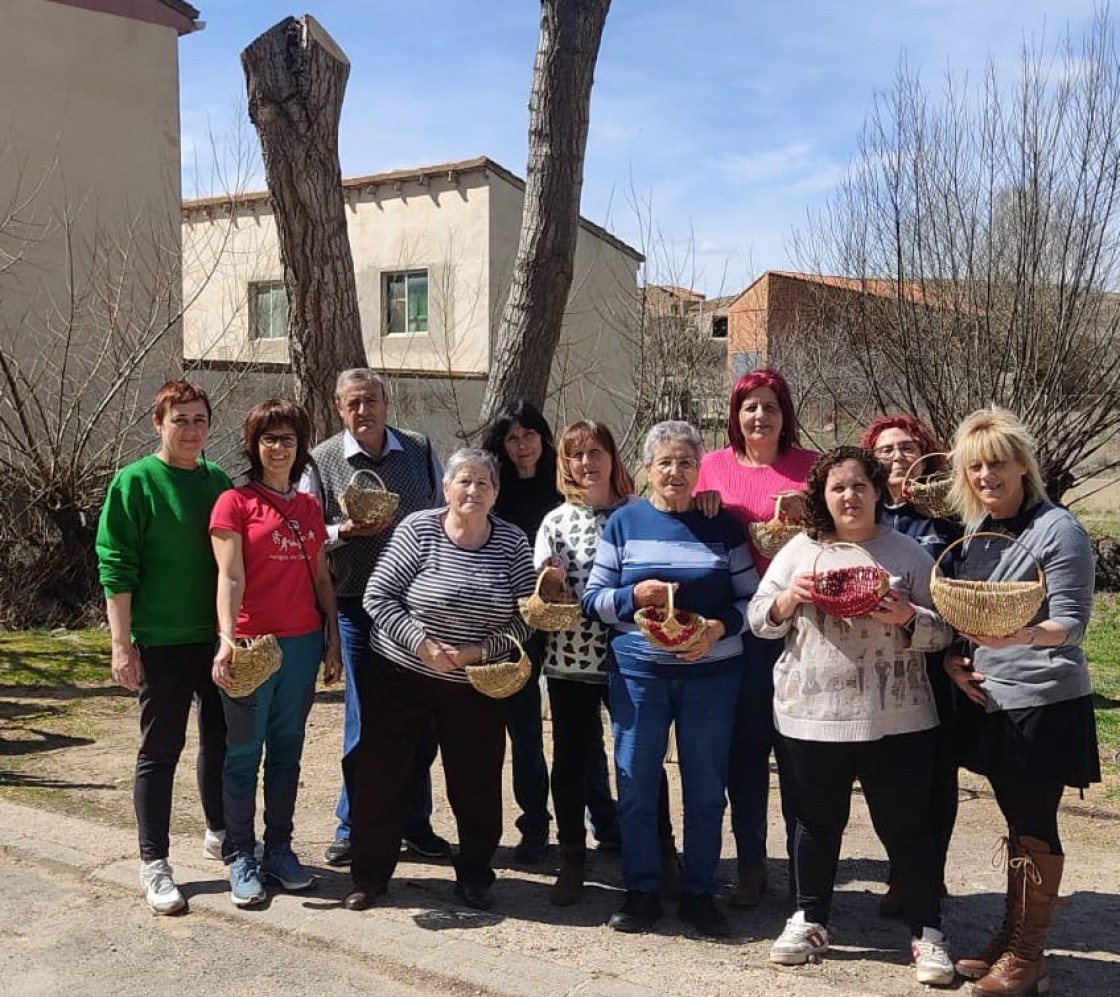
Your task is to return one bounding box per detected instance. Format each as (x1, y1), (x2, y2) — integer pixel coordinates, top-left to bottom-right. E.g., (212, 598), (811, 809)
(783, 729), (941, 935)
(348, 655), (507, 891)
(134, 641), (226, 861)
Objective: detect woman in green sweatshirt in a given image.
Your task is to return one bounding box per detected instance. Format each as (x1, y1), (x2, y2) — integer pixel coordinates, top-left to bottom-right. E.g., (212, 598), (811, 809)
(95, 379), (231, 915)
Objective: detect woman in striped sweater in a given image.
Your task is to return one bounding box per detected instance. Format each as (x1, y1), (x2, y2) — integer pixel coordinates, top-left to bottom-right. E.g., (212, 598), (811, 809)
(343, 448), (535, 913)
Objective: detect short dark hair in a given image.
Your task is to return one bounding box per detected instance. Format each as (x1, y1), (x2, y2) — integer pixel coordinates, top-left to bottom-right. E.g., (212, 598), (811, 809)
(802, 446), (887, 538)
(242, 398), (311, 484)
(479, 398), (557, 487)
(153, 379), (211, 424)
(726, 368), (799, 455)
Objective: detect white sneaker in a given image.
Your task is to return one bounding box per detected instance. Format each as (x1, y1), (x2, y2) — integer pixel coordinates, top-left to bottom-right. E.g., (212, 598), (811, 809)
(202, 828), (225, 861)
(139, 858), (186, 915)
(770, 910), (829, 965)
(912, 926), (955, 986)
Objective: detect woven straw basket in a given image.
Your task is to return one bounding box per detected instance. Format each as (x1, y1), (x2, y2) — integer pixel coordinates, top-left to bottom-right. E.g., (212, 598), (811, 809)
(519, 569), (582, 631)
(748, 493), (803, 559)
(901, 452), (954, 520)
(930, 531), (1046, 637)
(339, 468), (400, 529)
(465, 637), (532, 699)
(634, 582), (707, 653)
(811, 542), (891, 618)
(221, 633), (282, 698)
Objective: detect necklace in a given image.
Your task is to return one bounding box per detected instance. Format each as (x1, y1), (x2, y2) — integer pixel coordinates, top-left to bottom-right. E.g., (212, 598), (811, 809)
(256, 479), (294, 499)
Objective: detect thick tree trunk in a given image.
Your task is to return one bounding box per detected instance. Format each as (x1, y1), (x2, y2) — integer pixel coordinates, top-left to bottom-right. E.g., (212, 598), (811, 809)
(242, 16), (367, 439)
(479, 0), (611, 425)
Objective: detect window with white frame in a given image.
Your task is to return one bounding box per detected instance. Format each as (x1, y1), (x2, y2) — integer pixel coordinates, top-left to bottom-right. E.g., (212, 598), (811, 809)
(249, 281), (287, 340)
(382, 269), (429, 334)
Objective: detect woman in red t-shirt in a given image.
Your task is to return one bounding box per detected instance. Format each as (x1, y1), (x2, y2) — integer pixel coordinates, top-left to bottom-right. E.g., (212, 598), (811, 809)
(694, 368), (818, 908)
(210, 398), (342, 908)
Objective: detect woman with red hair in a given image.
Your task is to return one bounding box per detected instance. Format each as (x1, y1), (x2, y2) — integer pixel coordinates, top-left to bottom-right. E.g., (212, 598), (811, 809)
(695, 368), (818, 907)
(859, 414), (960, 917)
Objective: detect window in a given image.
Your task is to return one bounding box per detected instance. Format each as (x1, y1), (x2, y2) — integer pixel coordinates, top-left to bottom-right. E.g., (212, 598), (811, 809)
(383, 269), (428, 334)
(249, 281), (287, 341)
(711, 315), (728, 339)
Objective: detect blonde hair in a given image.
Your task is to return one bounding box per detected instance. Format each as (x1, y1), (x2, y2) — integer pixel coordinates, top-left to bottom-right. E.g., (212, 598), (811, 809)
(556, 420), (634, 505)
(949, 407), (1047, 522)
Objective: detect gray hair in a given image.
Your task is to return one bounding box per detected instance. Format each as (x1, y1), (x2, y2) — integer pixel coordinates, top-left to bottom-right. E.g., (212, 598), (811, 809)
(443, 447), (500, 488)
(335, 368), (387, 398)
(642, 420), (703, 465)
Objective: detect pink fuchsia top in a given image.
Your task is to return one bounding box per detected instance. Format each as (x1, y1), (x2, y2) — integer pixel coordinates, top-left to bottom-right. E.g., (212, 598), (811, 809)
(695, 446), (820, 573)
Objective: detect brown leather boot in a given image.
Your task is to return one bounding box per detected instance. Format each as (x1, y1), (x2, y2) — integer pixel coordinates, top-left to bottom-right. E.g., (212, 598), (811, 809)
(549, 843), (586, 907)
(730, 864), (768, 908)
(971, 836), (1062, 997)
(955, 835), (1023, 980)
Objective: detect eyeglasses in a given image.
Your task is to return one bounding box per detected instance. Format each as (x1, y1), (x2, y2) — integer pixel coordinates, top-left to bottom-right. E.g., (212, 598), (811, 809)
(873, 442), (922, 458)
(260, 434), (298, 449)
(652, 458), (698, 473)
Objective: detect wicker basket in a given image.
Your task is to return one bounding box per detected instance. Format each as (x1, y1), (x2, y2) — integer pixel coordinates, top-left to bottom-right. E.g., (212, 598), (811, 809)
(930, 531), (1046, 637)
(634, 582), (707, 653)
(519, 569), (582, 631)
(465, 637), (532, 699)
(221, 633), (283, 698)
(339, 468), (400, 529)
(748, 493), (804, 559)
(811, 542), (891, 618)
(901, 452), (954, 520)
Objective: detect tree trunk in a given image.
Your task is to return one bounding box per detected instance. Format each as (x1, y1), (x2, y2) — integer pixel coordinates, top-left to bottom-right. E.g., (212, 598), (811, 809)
(479, 0), (612, 425)
(242, 16), (367, 439)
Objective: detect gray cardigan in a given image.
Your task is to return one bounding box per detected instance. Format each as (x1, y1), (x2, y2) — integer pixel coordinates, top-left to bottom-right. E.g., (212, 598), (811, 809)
(961, 501), (1094, 711)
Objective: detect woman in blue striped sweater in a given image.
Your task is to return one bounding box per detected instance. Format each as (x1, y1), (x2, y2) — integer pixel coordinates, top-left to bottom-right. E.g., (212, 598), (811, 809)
(583, 421), (758, 938)
(343, 448), (535, 913)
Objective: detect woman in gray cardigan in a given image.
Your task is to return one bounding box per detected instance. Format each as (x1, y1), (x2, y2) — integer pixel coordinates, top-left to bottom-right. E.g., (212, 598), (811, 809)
(944, 408), (1099, 997)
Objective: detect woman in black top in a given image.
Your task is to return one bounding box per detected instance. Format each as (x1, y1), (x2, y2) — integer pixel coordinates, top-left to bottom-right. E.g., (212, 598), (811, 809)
(481, 399), (619, 861)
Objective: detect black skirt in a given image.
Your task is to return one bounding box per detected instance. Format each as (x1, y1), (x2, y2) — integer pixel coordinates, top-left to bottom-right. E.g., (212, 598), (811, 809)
(954, 693), (1101, 789)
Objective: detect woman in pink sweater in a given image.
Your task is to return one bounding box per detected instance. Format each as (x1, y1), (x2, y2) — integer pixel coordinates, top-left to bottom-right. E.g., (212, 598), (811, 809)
(695, 368), (817, 907)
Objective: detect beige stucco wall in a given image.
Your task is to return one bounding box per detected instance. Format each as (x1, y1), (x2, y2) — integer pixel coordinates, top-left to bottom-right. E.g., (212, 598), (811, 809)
(0, 0), (185, 381)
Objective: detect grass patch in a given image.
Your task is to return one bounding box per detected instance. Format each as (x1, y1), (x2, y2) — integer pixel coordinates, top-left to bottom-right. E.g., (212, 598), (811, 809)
(1078, 508), (1120, 539)
(1085, 594), (1120, 767)
(0, 629), (111, 688)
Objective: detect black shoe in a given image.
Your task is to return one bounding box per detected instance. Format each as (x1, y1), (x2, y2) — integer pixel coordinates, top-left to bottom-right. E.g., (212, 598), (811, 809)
(594, 830), (623, 852)
(324, 838), (352, 867)
(678, 892), (731, 938)
(453, 881), (493, 911)
(402, 829), (453, 859)
(608, 890), (663, 933)
(513, 832), (549, 865)
(343, 883), (387, 911)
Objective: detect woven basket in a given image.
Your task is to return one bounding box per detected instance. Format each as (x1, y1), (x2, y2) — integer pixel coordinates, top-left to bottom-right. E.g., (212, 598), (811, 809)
(519, 569), (582, 631)
(465, 637), (532, 699)
(634, 582), (707, 653)
(221, 633), (282, 698)
(339, 468), (400, 529)
(748, 493), (804, 559)
(930, 531), (1046, 637)
(811, 542), (891, 618)
(901, 452), (954, 519)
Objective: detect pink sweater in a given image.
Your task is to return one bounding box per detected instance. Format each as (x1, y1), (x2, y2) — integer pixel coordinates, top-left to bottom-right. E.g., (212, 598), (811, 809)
(695, 446), (819, 572)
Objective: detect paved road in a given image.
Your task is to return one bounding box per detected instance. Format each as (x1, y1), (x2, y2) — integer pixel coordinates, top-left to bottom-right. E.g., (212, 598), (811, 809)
(0, 853), (464, 997)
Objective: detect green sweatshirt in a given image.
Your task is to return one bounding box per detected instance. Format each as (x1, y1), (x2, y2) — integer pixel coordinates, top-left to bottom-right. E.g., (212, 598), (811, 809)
(96, 454), (232, 646)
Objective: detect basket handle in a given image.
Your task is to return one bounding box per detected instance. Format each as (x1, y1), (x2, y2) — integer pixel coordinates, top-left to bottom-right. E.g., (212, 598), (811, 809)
(902, 451), (952, 487)
(811, 540), (881, 576)
(931, 530), (1045, 586)
(347, 468), (388, 491)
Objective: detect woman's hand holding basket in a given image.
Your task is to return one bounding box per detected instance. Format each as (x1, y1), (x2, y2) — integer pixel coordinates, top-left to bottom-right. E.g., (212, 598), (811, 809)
(866, 588), (917, 628)
(674, 618), (726, 661)
(633, 578), (676, 608)
(768, 572), (816, 625)
(212, 640), (235, 692)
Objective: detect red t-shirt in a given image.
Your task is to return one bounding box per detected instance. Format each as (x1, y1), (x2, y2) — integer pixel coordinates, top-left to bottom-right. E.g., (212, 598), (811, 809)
(695, 446), (819, 574)
(209, 485), (326, 639)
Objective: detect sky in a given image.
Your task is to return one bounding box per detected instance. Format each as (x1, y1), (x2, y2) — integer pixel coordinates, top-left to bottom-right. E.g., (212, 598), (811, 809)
(179, 0), (1106, 297)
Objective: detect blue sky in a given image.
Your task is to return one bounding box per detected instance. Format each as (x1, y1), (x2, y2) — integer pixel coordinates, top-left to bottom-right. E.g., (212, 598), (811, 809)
(180, 0), (1105, 296)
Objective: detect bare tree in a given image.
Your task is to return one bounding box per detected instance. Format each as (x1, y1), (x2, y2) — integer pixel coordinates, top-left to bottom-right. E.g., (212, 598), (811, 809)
(792, 12), (1120, 498)
(479, 0), (612, 424)
(242, 15), (367, 438)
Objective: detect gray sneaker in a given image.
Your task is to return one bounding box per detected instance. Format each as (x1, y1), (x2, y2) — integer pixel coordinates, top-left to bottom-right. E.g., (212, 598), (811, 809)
(262, 847), (314, 891)
(229, 854), (267, 908)
(139, 858), (185, 915)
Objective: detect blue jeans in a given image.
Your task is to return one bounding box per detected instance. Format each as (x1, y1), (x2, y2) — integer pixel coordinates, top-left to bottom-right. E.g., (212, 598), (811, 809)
(221, 630), (322, 858)
(334, 597), (436, 842)
(609, 667), (742, 895)
(505, 633), (551, 839)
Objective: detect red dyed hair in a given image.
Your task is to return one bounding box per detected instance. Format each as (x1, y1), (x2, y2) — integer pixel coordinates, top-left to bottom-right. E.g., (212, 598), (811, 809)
(152, 379), (211, 424)
(726, 368), (799, 455)
(859, 415), (947, 473)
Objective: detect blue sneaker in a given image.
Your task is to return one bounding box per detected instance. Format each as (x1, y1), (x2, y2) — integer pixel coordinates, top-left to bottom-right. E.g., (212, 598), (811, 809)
(262, 847), (314, 891)
(229, 854), (267, 908)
